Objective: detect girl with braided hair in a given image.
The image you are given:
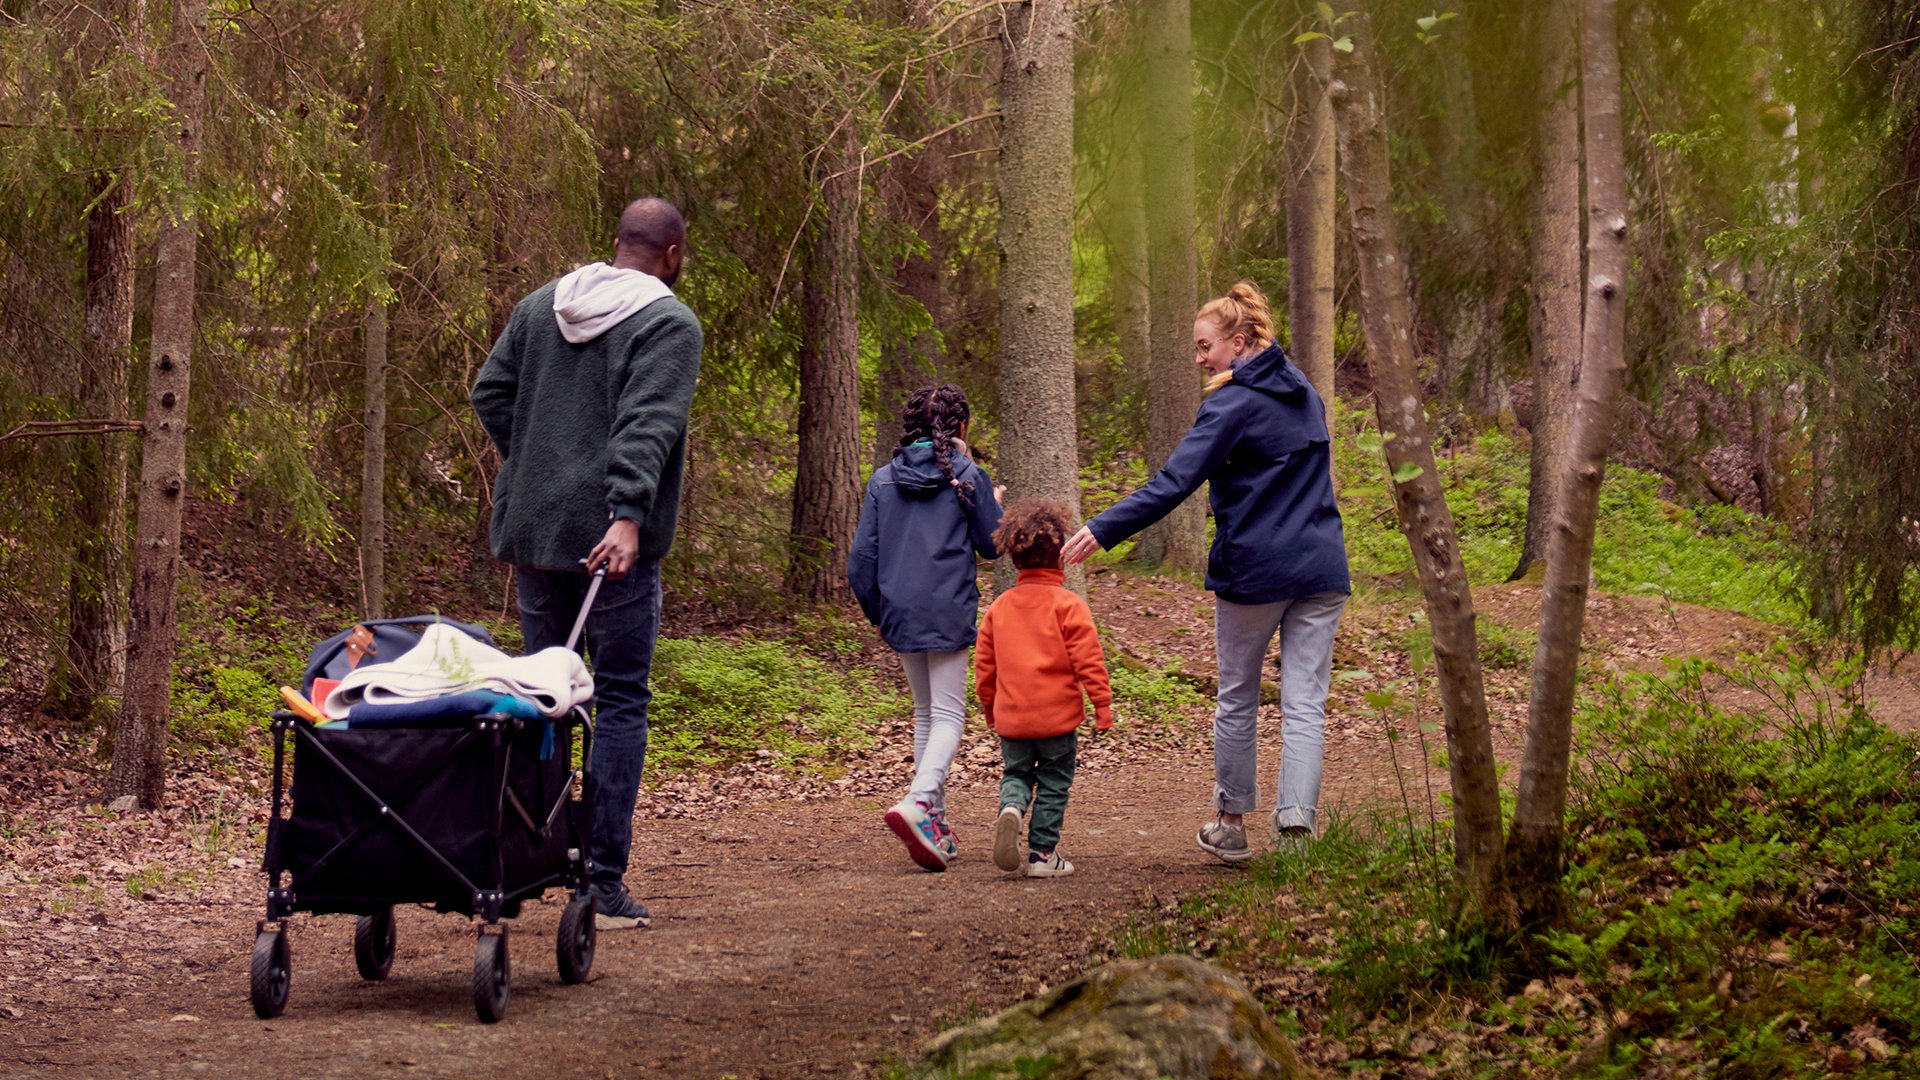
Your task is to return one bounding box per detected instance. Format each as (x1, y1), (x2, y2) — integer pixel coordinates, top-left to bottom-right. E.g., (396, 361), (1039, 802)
(849, 384), (1005, 871)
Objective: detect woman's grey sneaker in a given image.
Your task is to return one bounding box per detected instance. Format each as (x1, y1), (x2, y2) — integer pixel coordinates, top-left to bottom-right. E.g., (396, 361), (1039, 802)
(593, 884), (652, 930)
(993, 805), (1023, 872)
(1197, 818), (1253, 863)
(1026, 851), (1075, 878)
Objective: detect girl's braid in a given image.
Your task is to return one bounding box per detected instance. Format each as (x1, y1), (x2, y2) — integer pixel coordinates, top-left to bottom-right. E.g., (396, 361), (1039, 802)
(898, 384), (976, 506)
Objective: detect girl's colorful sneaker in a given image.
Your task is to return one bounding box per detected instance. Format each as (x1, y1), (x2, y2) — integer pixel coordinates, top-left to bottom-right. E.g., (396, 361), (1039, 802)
(1026, 850), (1075, 878)
(993, 805), (1023, 872)
(883, 798), (950, 872)
(933, 812), (958, 861)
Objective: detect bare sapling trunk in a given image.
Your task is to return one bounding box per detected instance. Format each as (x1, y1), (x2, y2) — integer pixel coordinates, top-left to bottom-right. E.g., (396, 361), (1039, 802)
(1506, 0), (1631, 928)
(1286, 9), (1337, 477)
(996, 0), (1082, 593)
(108, 0), (209, 809)
(1134, 0), (1205, 572)
(1512, 0), (1583, 581)
(360, 295), (389, 618)
(359, 65), (391, 619)
(1331, 18), (1504, 892)
(786, 128), (863, 600)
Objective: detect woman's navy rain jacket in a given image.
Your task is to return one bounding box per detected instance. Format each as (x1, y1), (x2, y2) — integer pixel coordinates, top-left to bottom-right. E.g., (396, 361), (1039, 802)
(1089, 343), (1350, 604)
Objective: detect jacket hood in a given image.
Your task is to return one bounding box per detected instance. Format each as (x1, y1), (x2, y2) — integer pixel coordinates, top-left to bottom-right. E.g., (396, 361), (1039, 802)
(552, 262), (674, 344)
(890, 443), (963, 498)
(1228, 342), (1311, 400)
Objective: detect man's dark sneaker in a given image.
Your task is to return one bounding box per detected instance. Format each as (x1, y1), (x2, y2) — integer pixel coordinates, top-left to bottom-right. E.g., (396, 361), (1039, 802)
(593, 884), (651, 930)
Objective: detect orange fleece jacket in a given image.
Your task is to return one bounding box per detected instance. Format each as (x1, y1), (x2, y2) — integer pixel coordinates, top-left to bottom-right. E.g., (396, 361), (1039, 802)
(975, 567), (1113, 738)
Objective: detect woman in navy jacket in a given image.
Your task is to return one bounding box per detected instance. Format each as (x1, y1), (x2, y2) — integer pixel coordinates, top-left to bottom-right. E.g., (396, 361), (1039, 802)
(849, 384), (1003, 870)
(1063, 281), (1350, 863)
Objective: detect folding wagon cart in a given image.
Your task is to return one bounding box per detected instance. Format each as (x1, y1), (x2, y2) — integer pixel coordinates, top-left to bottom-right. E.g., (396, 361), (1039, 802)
(249, 599), (602, 1023)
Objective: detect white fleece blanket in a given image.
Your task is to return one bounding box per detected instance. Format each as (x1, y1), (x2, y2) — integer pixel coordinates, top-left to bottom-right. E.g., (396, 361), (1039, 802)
(324, 623), (594, 720)
(553, 262), (673, 344)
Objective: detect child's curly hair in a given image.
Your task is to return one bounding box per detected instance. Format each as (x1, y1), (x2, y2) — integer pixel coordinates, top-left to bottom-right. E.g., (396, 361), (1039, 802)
(993, 499), (1074, 570)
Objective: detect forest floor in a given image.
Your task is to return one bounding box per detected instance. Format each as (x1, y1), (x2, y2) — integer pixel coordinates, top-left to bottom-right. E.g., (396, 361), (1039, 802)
(4, 559), (1919, 1078)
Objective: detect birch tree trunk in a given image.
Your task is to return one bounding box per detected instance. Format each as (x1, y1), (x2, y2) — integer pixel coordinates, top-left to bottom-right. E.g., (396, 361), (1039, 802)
(996, 0), (1082, 593)
(1286, 12), (1337, 464)
(786, 127), (863, 600)
(1506, 0), (1630, 926)
(1512, 0), (1583, 581)
(107, 0), (209, 809)
(1331, 18), (1504, 892)
(1134, 0), (1205, 572)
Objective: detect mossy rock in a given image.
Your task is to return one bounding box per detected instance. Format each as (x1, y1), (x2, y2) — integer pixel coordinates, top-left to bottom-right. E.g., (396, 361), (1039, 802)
(912, 955), (1314, 1079)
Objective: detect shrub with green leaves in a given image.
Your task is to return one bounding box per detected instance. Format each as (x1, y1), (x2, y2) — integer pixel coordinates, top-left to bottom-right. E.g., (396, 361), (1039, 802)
(645, 636), (897, 773)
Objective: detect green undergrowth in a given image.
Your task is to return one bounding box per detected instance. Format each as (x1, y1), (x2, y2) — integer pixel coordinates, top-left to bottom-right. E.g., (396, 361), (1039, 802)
(169, 572), (319, 756)
(1104, 655), (1919, 1076)
(645, 632), (898, 775)
(1331, 406), (1798, 625)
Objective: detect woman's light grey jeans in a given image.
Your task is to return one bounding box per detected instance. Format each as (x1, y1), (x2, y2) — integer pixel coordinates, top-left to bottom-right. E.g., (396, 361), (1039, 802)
(1212, 591), (1348, 829)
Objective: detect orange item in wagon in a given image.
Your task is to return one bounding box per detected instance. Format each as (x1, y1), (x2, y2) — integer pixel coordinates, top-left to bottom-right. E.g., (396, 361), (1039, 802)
(278, 686), (330, 725)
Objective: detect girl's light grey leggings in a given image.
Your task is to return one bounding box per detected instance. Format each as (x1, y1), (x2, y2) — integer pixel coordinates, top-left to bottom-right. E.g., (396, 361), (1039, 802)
(1212, 591), (1348, 829)
(898, 649), (970, 815)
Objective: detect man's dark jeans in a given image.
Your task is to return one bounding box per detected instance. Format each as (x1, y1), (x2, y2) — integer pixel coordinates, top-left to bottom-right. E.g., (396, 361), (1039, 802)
(517, 561), (660, 893)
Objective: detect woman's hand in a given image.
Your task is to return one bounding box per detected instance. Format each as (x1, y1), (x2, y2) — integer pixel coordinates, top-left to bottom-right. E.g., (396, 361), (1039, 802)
(1061, 525), (1102, 565)
(992, 482), (1007, 505)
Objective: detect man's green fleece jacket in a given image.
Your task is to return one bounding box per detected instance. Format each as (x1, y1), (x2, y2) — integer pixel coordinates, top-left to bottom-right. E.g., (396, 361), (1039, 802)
(471, 280), (704, 571)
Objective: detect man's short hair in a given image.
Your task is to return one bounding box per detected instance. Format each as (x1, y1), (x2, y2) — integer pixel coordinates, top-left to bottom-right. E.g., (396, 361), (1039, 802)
(617, 197), (685, 255)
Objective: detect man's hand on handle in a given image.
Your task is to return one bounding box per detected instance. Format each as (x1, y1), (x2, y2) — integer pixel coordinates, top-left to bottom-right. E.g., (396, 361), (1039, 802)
(587, 518), (640, 580)
(1062, 525), (1102, 565)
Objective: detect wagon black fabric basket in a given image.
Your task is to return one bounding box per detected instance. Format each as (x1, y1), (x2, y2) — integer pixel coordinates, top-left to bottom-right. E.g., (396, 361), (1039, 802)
(251, 704), (598, 1024)
(277, 719), (574, 918)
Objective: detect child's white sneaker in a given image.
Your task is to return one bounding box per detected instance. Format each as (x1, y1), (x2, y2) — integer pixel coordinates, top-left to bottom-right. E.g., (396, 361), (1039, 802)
(992, 805), (1023, 872)
(883, 797), (950, 872)
(1026, 850), (1074, 878)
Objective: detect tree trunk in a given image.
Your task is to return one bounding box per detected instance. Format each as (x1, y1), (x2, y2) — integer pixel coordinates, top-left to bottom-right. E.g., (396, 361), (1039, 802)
(1506, 0), (1630, 928)
(359, 65), (390, 619)
(786, 128), (863, 600)
(45, 170), (136, 727)
(1285, 11), (1337, 469)
(1511, 0), (1583, 581)
(1109, 85), (1151, 398)
(1331, 17), (1504, 892)
(876, 75), (944, 466)
(43, 0), (143, 728)
(996, 0), (1082, 593)
(360, 295), (389, 618)
(107, 0), (209, 810)
(1133, 0), (1205, 572)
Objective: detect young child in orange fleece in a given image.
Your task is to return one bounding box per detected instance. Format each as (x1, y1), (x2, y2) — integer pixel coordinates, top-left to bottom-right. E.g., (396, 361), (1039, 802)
(975, 500), (1113, 878)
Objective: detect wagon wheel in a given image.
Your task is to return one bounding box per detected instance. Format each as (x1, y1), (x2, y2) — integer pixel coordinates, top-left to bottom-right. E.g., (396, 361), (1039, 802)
(472, 927), (510, 1023)
(353, 906), (396, 981)
(249, 926), (291, 1019)
(556, 893), (596, 985)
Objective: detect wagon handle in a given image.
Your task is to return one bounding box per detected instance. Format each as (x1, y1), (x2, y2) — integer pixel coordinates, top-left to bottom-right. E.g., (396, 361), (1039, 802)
(565, 564), (607, 653)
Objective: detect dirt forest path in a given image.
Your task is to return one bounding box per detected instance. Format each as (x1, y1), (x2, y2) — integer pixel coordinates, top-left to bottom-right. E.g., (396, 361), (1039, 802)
(9, 743), (1293, 1078)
